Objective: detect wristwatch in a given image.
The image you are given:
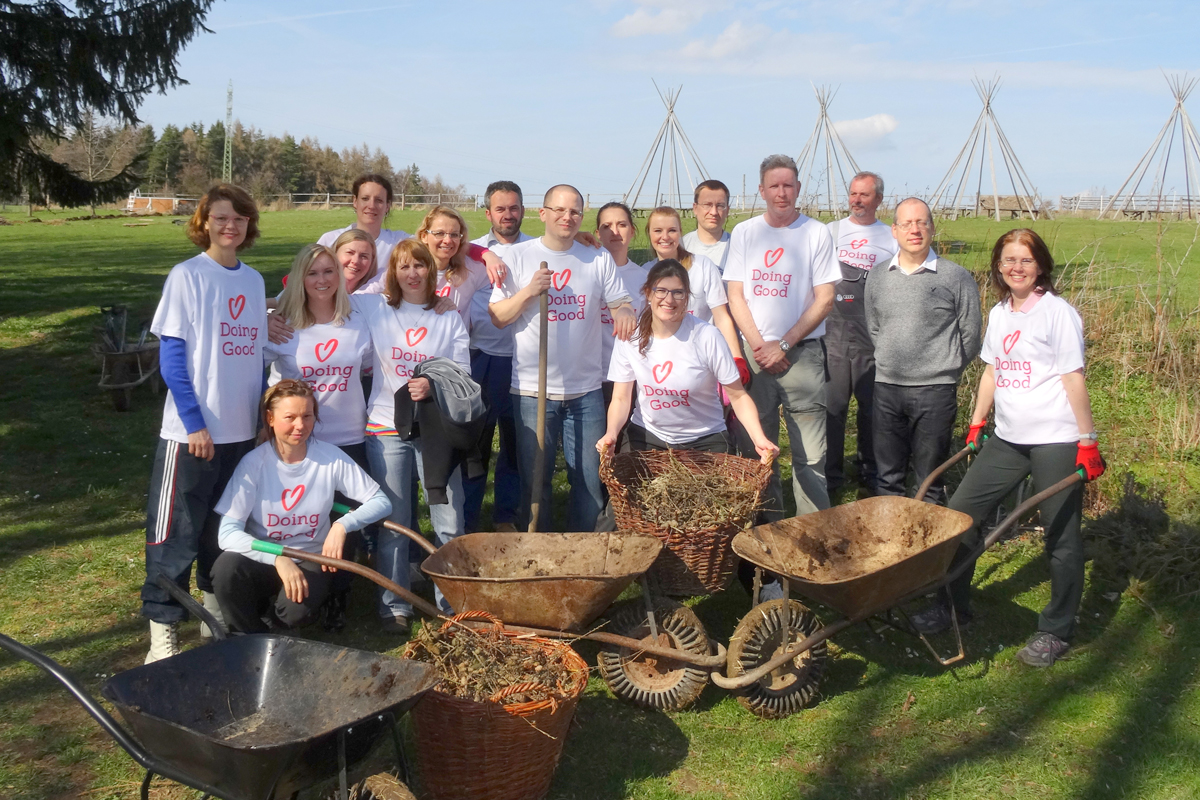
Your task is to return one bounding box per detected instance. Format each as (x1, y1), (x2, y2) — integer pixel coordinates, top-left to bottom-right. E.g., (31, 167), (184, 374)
(778, 339), (791, 352)
(1079, 431), (1099, 442)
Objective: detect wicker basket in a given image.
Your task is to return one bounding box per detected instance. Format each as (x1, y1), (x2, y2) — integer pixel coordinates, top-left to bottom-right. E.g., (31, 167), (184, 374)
(404, 612), (589, 800)
(600, 449), (771, 595)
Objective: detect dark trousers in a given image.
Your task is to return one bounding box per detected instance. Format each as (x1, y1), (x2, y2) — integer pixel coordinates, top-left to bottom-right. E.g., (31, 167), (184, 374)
(873, 383), (958, 506)
(944, 437), (1084, 640)
(622, 423), (732, 454)
(826, 352), (876, 491)
(463, 349), (520, 530)
(142, 438), (254, 623)
(212, 551), (333, 634)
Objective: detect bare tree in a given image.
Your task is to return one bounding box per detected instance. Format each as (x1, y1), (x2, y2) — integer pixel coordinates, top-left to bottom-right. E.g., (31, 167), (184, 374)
(51, 113), (146, 214)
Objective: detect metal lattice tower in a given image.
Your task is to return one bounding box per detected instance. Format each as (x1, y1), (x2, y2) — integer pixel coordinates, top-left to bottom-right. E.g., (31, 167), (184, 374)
(929, 76), (1046, 221)
(794, 85), (860, 215)
(1100, 73), (1200, 220)
(222, 80), (233, 183)
(624, 82), (709, 210)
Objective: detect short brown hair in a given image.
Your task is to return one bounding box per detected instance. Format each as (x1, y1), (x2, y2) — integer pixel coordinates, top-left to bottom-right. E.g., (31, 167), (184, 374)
(989, 228), (1058, 304)
(186, 184), (260, 251)
(385, 238), (438, 310)
(693, 179), (729, 204)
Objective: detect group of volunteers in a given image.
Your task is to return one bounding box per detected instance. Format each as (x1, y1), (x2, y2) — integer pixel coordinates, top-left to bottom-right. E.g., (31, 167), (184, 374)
(138, 154), (1106, 670)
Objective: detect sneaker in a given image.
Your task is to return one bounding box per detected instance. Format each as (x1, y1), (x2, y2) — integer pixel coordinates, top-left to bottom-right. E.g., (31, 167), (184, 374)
(495, 522), (518, 533)
(909, 604), (973, 636)
(380, 614), (412, 636)
(199, 591), (226, 639)
(1016, 632), (1069, 667)
(145, 621), (180, 664)
(322, 591), (349, 633)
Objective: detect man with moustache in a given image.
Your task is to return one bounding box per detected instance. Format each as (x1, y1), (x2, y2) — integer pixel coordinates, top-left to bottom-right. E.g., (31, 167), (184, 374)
(824, 171), (898, 495)
(682, 179), (733, 274)
(865, 197), (981, 506)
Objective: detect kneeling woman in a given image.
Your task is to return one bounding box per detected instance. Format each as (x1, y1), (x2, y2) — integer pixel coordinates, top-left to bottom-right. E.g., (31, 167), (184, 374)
(213, 380), (391, 634)
(597, 259), (777, 463)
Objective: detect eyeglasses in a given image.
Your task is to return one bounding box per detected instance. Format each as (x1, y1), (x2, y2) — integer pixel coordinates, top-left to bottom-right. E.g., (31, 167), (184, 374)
(427, 230), (463, 240)
(1001, 257), (1036, 267)
(697, 202), (728, 212)
(210, 214), (249, 228)
(894, 220), (933, 231)
(547, 207), (584, 220)
(651, 287), (688, 301)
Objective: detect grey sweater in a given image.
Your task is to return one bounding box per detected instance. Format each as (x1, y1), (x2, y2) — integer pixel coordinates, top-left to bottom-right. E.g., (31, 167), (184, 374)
(865, 255), (982, 386)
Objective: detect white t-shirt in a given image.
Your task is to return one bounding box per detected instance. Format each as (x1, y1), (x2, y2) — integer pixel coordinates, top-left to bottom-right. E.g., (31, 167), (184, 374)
(643, 254), (728, 322)
(681, 230), (731, 274)
(468, 231), (532, 357)
(827, 217), (898, 271)
(437, 256), (491, 330)
(608, 315), (739, 445)
(317, 226), (410, 295)
(601, 261), (649, 374)
(215, 439), (380, 565)
(490, 239), (633, 396)
(981, 291), (1085, 446)
(264, 313), (372, 446)
(724, 213), (841, 342)
(151, 253), (267, 444)
(356, 295), (471, 430)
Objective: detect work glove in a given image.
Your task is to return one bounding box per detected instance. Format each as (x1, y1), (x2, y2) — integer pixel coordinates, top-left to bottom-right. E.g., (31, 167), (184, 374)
(1076, 440), (1106, 481)
(966, 421), (987, 452)
(734, 357), (753, 389)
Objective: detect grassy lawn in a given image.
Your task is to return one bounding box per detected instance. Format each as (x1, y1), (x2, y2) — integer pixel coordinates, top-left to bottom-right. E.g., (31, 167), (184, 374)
(1, 207), (1198, 799)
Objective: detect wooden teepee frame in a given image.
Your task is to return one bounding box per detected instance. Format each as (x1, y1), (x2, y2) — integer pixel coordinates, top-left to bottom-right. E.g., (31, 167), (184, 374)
(625, 82), (709, 210)
(1100, 73), (1200, 220)
(929, 77), (1047, 221)
(795, 85), (860, 215)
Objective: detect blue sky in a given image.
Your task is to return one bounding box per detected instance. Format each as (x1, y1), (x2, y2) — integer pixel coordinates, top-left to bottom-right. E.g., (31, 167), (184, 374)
(136, 0), (1200, 203)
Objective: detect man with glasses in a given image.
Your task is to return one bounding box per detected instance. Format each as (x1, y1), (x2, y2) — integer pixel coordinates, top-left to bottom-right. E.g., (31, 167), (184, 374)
(865, 197), (981, 505)
(489, 184), (636, 532)
(824, 171), (898, 496)
(726, 155), (841, 520)
(682, 179), (733, 274)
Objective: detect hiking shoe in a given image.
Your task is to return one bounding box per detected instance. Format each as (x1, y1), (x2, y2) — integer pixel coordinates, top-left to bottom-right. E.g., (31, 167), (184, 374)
(199, 591), (226, 639)
(145, 621), (180, 664)
(909, 604), (972, 636)
(380, 614), (412, 636)
(1016, 632), (1069, 667)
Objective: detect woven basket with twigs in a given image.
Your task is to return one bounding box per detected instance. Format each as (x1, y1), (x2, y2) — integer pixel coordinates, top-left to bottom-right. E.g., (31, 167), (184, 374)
(402, 611), (589, 800)
(601, 449), (771, 595)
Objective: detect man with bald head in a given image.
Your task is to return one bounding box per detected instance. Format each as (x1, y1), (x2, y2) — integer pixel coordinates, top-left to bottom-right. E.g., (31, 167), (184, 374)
(489, 185), (637, 531)
(865, 197), (981, 505)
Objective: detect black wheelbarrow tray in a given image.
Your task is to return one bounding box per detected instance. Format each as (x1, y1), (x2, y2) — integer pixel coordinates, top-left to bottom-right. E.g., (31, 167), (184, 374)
(0, 585), (440, 800)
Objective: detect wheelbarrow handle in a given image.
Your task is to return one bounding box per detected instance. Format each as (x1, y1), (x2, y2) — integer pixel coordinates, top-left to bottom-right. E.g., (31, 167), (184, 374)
(331, 502), (437, 555)
(251, 541), (445, 620)
(153, 574), (227, 640)
(0, 633), (228, 800)
(914, 446), (974, 502)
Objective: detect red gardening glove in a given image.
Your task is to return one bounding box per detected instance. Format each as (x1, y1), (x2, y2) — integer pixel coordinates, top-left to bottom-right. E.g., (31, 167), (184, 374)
(966, 421), (987, 451)
(734, 357), (753, 389)
(1076, 441), (1106, 481)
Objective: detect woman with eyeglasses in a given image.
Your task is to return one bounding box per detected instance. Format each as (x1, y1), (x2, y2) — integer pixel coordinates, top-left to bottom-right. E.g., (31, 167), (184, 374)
(417, 205), (491, 326)
(643, 206), (750, 386)
(909, 228), (1105, 669)
(597, 259), (777, 462)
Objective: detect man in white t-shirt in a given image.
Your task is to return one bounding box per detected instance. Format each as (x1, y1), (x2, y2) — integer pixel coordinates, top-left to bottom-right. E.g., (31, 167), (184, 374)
(464, 180), (530, 533)
(824, 171), (899, 496)
(489, 184), (636, 532)
(681, 179), (732, 274)
(726, 154), (840, 520)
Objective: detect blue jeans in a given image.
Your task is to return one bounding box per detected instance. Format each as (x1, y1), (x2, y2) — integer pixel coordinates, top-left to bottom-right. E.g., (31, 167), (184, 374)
(512, 389), (606, 533)
(365, 433), (464, 619)
(463, 349), (520, 530)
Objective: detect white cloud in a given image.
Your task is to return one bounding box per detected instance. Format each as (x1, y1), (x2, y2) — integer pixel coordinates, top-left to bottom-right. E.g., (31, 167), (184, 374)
(609, 0), (730, 38)
(834, 113), (899, 148)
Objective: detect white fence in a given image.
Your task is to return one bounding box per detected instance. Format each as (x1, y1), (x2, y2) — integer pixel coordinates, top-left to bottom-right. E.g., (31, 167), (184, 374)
(1058, 194), (1200, 217)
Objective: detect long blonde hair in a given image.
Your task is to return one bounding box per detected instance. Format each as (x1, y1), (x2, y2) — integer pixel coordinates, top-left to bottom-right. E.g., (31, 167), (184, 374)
(648, 206), (693, 268)
(277, 244), (351, 329)
(332, 228), (378, 293)
(417, 205), (470, 284)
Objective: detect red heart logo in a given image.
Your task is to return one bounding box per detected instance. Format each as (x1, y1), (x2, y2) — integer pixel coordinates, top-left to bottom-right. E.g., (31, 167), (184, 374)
(229, 295), (246, 320)
(652, 361), (673, 384)
(314, 339), (338, 363)
(551, 269), (571, 291)
(436, 284), (451, 297)
(1003, 330), (1021, 355)
(281, 485), (305, 511)
(850, 238), (868, 249)
(406, 327), (427, 347)
(763, 248), (784, 269)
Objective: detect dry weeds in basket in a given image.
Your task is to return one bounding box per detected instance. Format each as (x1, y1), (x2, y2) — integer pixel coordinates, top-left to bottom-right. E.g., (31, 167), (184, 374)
(633, 450), (761, 531)
(401, 621), (581, 705)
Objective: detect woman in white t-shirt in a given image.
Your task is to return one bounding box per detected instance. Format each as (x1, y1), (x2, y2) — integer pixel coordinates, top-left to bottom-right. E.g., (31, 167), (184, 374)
(594, 202), (649, 384)
(357, 239), (472, 633)
(643, 206), (750, 387)
(598, 259), (778, 462)
(333, 227), (380, 295)
(316, 174), (410, 292)
(417, 205), (492, 327)
(911, 229), (1106, 669)
(212, 380), (391, 634)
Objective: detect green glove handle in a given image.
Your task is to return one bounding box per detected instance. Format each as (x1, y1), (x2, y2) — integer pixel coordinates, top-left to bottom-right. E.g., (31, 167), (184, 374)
(251, 540), (285, 557)
(1076, 467), (1087, 480)
(332, 502), (352, 515)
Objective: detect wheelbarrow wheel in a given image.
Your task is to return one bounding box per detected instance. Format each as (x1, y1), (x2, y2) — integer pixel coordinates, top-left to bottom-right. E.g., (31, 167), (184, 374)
(596, 598), (709, 711)
(727, 599), (827, 719)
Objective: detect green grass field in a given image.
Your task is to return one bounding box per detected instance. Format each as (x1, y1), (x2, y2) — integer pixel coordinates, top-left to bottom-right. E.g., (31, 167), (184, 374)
(1, 207), (1198, 799)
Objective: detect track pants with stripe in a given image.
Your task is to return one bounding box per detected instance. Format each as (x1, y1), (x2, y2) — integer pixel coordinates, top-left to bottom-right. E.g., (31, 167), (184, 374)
(141, 438), (254, 624)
